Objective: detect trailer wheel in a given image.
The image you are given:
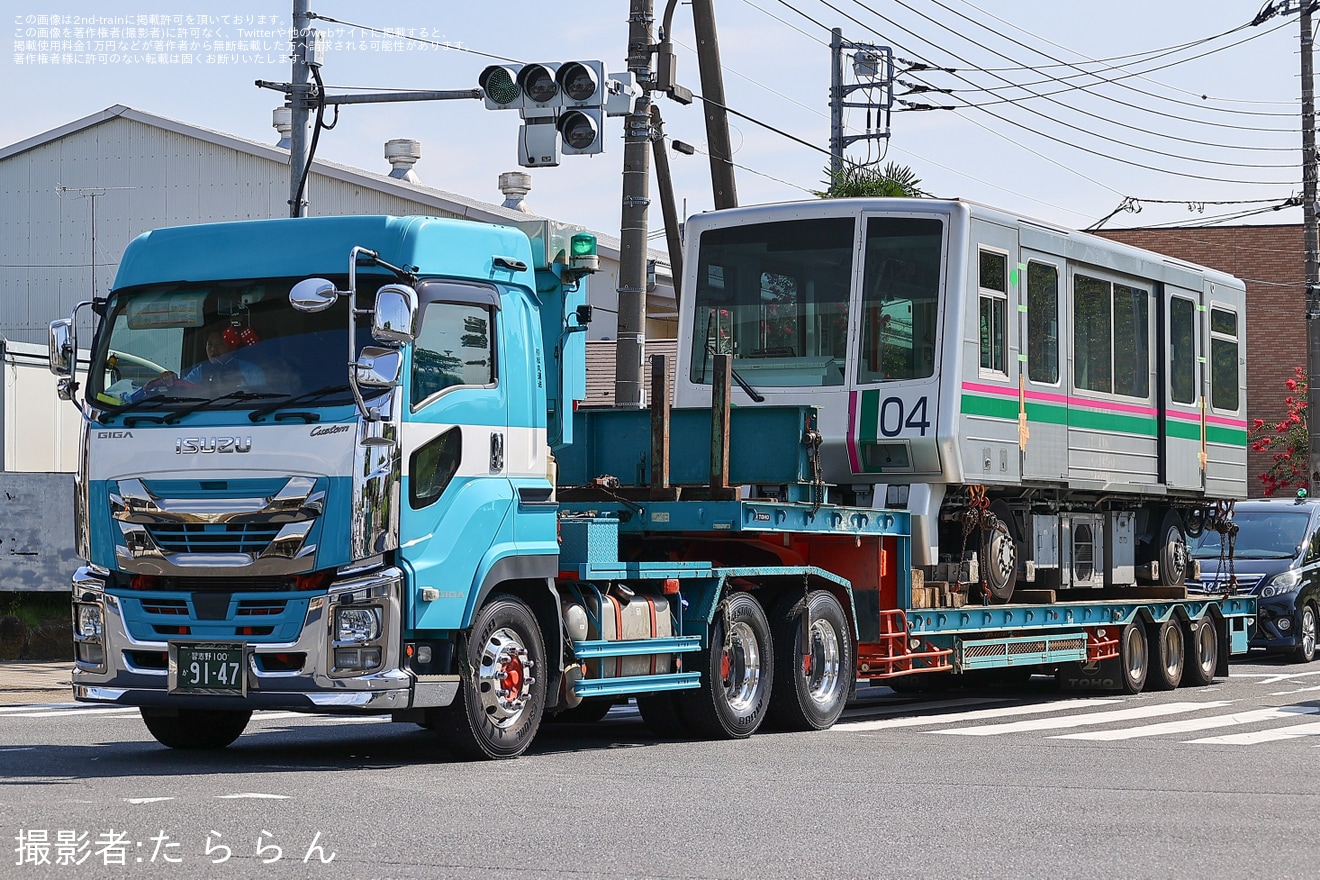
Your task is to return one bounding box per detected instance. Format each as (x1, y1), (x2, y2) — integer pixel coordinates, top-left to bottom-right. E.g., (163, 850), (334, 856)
(1144, 618), (1184, 691)
(436, 596), (546, 760)
(140, 708), (250, 750)
(1289, 603), (1318, 664)
(767, 591), (853, 731)
(636, 691), (692, 738)
(1157, 512), (1188, 587)
(1117, 622), (1149, 694)
(678, 592), (773, 739)
(1183, 616), (1218, 687)
(981, 519), (1017, 603)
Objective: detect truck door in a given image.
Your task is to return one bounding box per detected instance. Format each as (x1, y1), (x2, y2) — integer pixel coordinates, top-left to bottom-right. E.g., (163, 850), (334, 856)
(398, 282), (513, 632)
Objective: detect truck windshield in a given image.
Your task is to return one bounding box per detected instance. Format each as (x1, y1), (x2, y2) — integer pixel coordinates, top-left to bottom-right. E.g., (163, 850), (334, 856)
(1188, 510), (1309, 560)
(88, 278), (377, 412)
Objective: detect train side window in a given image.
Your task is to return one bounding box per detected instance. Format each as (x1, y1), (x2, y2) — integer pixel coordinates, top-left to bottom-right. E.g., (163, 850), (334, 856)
(1026, 261), (1059, 384)
(1210, 306), (1240, 411)
(1169, 296), (1196, 404)
(978, 249), (1008, 376)
(1113, 283), (1149, 398)
(1073, 273), (1112, 393)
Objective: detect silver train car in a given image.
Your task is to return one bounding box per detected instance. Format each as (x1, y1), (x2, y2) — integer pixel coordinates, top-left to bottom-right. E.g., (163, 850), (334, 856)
(673, 198), (1247, 601)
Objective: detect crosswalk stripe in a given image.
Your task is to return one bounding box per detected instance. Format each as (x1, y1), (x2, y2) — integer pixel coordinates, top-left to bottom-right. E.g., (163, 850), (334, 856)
(1187, 718), (1320, 745)
(833, 698), (1118, 732)
(841, 697), (1012, 722)
(936, 701), (1231, 736)
(1055, 704), (1320, 741)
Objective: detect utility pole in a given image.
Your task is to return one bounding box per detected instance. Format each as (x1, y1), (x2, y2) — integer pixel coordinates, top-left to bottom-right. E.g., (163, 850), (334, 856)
(1303, 4), (1320, 490)
(691, 0), (737, 209)
(615, 0), (655, 409)
(650, 104), (684, 306)
(288, 0), (311, 218)
(828, 29), (894, 176)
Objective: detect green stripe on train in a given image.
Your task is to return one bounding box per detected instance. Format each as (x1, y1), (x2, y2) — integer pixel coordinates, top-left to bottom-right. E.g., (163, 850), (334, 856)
(959, 393), (1251, 444)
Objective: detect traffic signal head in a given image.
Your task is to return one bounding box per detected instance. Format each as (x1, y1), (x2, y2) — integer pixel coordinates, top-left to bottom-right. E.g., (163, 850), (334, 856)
(479, 65), (522, 110)
(557, 109), (603, 156)
(556, 61), (603, 106)
(517, 64), (561, 109)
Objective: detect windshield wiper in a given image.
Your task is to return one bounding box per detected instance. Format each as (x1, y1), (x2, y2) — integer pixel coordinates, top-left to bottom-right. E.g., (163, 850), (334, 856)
(163, 390), (284, 424)
(248, 384), (353, 423)
(97, 393), (209, 422)
(703, 343), (765, 403)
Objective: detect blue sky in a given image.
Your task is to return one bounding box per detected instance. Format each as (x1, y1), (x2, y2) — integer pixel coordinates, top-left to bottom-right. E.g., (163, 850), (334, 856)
(4, 1), (1307, 238)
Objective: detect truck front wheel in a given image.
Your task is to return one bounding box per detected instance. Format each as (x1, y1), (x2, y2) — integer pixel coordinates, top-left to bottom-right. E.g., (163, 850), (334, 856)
(140, 708), (250, 750)
(437, 596), (547, 760)
(767, 590), (853, 730)
(679, 592), (773, 739)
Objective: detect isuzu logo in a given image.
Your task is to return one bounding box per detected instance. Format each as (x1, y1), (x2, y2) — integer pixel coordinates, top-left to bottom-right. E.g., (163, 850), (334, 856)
(175, 437), (253, 454)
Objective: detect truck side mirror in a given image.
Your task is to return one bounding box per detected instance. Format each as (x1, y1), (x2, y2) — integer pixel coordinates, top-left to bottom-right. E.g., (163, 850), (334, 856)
(355, 346), (403, 389)
(372, 284), (417, 346)
(49, 319), (74, 377)
(289, 277), (341, 313)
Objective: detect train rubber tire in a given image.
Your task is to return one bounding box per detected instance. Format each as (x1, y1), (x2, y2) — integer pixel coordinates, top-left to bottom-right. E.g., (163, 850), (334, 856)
(677, 592), (773, 739)
(1290, 603), (1318, 664)
(1157, 511), (1189, 588)
(435, 596), (546, 760)
(1144, 618), (1185, 691)
(1117, 622), (1149, 694)
(636, 691), (693, 739)
(1183, 616), (1219, 687)
(140, 708), (251, 750)
(766, 591), (853, 731)
(981, 519), (1018, 603)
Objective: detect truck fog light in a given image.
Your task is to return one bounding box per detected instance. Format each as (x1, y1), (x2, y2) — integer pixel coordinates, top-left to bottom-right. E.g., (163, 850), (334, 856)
(1278, 617), (1293, 632)
(76, 604), (103, 640)
(76, 642), (105, 665)
(334, 647), (382, 670)
(416, 645), (433, 664)
(335, 606), (382, 643)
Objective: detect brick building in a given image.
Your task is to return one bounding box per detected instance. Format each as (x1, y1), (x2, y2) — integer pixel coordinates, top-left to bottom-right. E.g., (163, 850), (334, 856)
(1097, 224), (1303, 495)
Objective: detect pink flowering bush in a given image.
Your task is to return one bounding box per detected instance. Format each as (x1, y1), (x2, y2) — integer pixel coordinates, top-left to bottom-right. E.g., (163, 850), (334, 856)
(1248, 366), (1309, 496)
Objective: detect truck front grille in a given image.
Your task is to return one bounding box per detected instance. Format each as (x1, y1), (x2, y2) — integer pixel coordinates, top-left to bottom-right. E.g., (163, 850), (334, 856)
(146, 522), (283, 554)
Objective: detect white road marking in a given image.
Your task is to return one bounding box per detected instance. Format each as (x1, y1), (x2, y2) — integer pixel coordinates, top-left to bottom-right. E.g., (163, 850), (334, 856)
(936, 701), (1232, 736)
(0, 707), (140, 718)
(1269, 684), (1320, 696)
(1188, 718), (1320, 745)
(0, 747), (36, 752)
(124, 797), (174, 804)
(833, 698), (1119, 732)
(1055, 704), (1319, 740)
(841, 697), (1012, 722)
(216, 793), (291, 800)
(1232, 670), (1320, 685)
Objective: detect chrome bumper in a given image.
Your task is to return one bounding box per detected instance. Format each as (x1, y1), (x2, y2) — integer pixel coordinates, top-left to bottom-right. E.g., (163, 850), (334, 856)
(69, 565), (458, 712)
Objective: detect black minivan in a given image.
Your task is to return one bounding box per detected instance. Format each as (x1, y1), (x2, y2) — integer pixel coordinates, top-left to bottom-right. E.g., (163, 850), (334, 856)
(1188, 497), (1320, 663)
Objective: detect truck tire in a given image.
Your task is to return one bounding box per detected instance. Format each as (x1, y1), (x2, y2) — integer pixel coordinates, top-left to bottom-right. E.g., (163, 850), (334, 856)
(767, 591), (853, 731)
(1157, 511), (1188, 587)
(1144, 618), (1184, 691)
(436, 595), (546, 760)
(678, 592), (773, 739)
(1183, 616), (1218, 687)
(1117, 622), (1149, 694)
(636, 691), (692, 738)
(1289, 603), (1318, 664)
(140, 708), (250, 750)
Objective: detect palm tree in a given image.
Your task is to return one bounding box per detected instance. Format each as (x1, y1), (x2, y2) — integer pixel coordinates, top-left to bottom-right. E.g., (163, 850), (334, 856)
(816, 160), (923, 198)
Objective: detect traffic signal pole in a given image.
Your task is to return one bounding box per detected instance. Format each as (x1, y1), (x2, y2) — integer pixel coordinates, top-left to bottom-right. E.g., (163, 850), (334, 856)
(615, 0), (656, 409)
(288, 0), (311, 218)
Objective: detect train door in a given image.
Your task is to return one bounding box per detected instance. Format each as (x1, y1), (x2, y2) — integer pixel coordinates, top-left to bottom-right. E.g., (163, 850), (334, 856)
(1019, 249), (1067, 482)
(1163, 284), (1204, 491)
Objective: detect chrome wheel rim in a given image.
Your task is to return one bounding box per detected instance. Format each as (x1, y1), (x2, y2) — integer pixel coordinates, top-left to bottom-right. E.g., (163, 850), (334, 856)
(1167, 528), (1188, 580)
(721, 621), (763, 714)
(1197, 622), (1216, 673)
(1126, 628), (1147, 682)
(989, 528), (1016, 588)
(1162, 626), (1182, 678)
(1302, 607), (1316, 659)
(476, 626), (536, 728)
(804, 618), (842, 706)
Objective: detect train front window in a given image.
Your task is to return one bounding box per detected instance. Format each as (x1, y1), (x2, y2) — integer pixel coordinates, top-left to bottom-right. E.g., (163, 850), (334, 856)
(691, 217), (854, 388)
(858, 217), (944, 383)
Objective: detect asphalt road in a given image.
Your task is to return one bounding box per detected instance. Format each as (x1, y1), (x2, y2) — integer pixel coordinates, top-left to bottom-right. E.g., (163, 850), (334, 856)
(3, 656), (1319, 880)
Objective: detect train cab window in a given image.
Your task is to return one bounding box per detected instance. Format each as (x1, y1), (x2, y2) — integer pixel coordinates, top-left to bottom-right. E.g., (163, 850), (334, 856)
(1073, 273), (1149, 398)
(412, 301), (496, 407)
(1210, 306), (1240, 411)
(858, 217), (944, 383)
(1169, 296), (1196, 404)
(1026, 261), (1059, 384)
(978, 249), (1008, 376)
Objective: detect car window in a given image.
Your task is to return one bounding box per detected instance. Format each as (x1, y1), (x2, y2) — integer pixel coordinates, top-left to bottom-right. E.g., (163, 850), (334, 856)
(1308, 521), (1320, 564)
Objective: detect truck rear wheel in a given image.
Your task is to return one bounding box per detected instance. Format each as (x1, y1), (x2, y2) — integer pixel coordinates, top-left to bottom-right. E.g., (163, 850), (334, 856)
(1144, 618), (1184, 691)
(1117, 622), (1149, 694)
(1183, 616), (1218, 687)
(767, 591), (852, 731)
(678, 592), (773, 739)
(436, 596), (546, 760)
(140, 708), (250, 750)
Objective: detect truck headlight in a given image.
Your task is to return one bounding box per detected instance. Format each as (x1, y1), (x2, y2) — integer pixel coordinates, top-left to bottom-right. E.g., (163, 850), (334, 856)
(335, 606), (382, 643)
(1262, 570), (1303, 598)
(76, 604), (103, 640)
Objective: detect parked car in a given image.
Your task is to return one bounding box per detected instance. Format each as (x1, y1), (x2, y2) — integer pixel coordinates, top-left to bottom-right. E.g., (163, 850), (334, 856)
(1188, 497), (1320, 663)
